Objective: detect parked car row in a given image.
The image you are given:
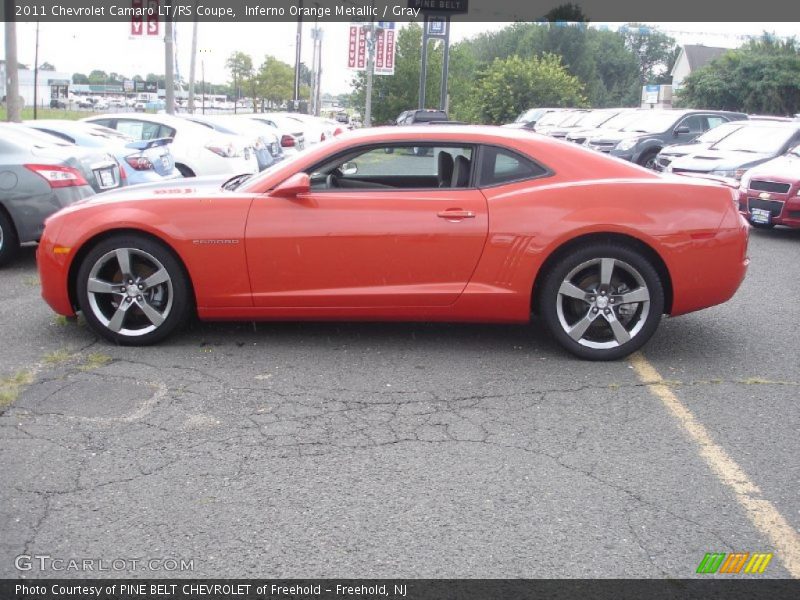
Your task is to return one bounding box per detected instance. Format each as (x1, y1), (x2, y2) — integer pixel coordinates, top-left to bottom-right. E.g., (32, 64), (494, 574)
(510, 106), (800, 229)
(0, 111), (342, 266)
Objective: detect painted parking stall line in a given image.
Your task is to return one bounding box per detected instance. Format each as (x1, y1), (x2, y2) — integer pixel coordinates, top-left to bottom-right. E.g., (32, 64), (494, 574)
(629, 352), (800, 578)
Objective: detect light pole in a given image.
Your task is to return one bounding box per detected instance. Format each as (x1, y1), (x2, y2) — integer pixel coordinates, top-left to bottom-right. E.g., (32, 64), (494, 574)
(363, 21), (382, 127)
(199, 48), (211, 115)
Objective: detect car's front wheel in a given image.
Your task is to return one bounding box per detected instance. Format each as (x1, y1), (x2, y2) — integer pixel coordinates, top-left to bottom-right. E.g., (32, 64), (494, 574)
(76, 235), (192, 345)
(0, 210), (20, 267)
(540, 243), (664, 360)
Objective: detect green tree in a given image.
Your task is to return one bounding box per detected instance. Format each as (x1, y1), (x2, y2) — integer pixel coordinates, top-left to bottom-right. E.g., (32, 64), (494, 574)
(40, 61), (56, 71)
(620, 23), (679, 84)
(226, 51), (254, 103)
(72, 72), (89, 84)
(87, 70), (109, 84)
(469, 54), (587, 124)
(255, 55), (294, 110)
(677, 35), (800, 115)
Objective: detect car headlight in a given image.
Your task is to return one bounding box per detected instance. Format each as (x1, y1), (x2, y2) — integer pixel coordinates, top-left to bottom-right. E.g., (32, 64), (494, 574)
(739, 173), (752, 191)
(711, 168), (747, 181)
(616, 138), (638, 151)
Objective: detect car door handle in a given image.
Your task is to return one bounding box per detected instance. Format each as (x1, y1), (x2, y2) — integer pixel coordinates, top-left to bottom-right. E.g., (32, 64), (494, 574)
(437, 209), (475, 219)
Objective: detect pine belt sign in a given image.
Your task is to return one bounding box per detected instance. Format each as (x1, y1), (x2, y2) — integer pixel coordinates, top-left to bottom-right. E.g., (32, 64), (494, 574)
(347, 22), (396, 75)
(130, 0), (160, 38)
(407, 0), (469, 13)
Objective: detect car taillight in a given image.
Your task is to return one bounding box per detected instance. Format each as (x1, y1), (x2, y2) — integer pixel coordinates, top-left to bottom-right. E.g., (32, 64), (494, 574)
(25, 164), (88, 188)
(281, 135), (295, 148)
(333, 127), (344, 136)
(124, 155), (153, 171)
(320, 132), (326, 142)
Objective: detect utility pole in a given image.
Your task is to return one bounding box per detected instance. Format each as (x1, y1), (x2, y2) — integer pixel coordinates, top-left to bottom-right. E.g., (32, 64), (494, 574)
(188, 17), (198, 113)
(293, 0), (303, 111)
(33, 22), (40, 119)
(364, 20), (376, 127)
(4, 2), (21, 122)
(164, 19), (175, 114)
(310, 26), (323, 116)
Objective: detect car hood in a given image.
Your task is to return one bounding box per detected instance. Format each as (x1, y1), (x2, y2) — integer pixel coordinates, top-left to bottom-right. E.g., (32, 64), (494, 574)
(670, 149), (775, 172)
(659, 141), (711, 157)
(588, 130), (642, 144)
(744, 153), (800, 181)
(74, 175), (235, 206)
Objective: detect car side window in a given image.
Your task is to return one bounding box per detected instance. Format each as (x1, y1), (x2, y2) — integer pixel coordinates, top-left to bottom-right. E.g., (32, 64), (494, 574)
(678, 115), (705, 133)
(309, 144), (473, 191)
(158, 125), (177, 139)
(90, 119), (113, 128)
(115, 120), (162, 141)
(479, 147), (548, 187)
(705, 116), (727, 130)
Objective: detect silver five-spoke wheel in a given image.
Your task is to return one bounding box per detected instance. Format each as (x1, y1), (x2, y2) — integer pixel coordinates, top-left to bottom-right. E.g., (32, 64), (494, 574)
(86, 248), (173, 337)
(541, 243), (664, 360)
(76, 235), (191, 345)
(557, 258), (650, 349)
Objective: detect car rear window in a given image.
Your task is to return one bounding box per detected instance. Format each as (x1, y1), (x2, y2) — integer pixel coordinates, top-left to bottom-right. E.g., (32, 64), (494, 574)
(479, 147), (549, 187)
(413, 111), (447, 123)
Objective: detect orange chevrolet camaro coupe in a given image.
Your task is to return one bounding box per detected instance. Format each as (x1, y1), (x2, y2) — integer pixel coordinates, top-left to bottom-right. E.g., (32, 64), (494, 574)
(37, 125), (750, 360)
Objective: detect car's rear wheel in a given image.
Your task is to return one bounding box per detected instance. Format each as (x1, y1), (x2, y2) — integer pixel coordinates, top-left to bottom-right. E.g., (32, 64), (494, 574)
(76, 235), (191, 345)
(540, 243), (664, 360)
(0, 210), (20, 267)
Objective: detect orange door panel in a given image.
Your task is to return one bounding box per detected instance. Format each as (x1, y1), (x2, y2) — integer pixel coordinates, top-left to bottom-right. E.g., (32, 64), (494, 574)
(245, 190), (488, 307)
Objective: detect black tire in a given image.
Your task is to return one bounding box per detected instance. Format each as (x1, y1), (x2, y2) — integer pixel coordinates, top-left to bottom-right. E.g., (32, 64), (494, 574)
(76, 234), (192, 345)
(384, 147), (394, 154)
(638, 149), (660, 170)
(539, 243), (665, 361)
(412, 146), (428, 157)
(0, 210), (20, 267)
(175, 163), (195, 177)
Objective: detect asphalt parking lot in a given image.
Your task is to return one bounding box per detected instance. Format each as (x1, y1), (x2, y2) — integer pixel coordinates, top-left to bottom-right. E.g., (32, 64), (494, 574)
(0, 228), (798, 578)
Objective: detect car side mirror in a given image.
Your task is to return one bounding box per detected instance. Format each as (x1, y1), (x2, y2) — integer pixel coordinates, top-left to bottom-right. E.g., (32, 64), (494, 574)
(674, 125), (691, 135)
(341, 161), (358, 176)
(272, 172), (310, 198)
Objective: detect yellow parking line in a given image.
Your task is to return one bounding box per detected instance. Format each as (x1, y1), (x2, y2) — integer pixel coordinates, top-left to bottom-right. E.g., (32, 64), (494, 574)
(629, 352), (800, 578)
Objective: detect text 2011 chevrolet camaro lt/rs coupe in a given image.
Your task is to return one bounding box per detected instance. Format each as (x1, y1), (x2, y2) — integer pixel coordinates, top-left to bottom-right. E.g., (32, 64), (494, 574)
(37, 126), (750, 360)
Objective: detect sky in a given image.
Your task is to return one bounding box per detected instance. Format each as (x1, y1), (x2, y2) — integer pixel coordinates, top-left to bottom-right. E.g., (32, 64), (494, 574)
(1, 21), (799, 96)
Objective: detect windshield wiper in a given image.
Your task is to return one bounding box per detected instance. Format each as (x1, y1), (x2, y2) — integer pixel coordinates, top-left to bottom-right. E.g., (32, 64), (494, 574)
(222, 173), (252, 191)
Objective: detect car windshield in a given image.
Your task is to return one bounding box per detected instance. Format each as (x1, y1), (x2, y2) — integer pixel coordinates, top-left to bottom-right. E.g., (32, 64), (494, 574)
(711, 126), (797, 153)
(515, 108), (543, 123)
(576, 110), (619, 128)
(598, 111), (642, 130)
(537, 111), (573, 127)
(558, 112), (589, 127)
(620, 111), (681, 133)
(694, 122), (742, 144)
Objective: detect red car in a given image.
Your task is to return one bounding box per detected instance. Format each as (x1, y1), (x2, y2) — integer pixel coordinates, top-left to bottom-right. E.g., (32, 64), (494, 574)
(738, 146), (800, 229)
(37, 126), (749, 360)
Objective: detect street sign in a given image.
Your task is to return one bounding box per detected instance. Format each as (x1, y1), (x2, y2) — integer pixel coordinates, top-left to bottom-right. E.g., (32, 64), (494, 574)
(408, 0), (469, 13)
(130, 0), (160, 39)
